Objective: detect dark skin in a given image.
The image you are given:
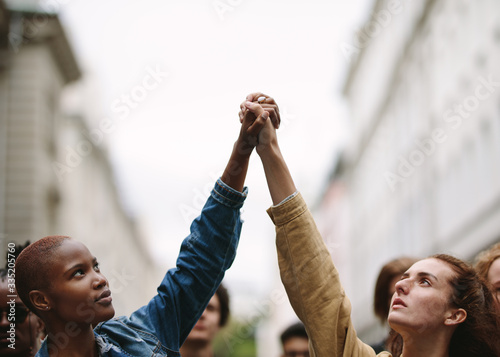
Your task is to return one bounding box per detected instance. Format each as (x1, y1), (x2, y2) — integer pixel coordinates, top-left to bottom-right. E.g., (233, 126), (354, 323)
(29, 240), (112, 357)
(26, 100), (269, 357)
(221, 93), (278, 191)
(238, 93), (296, 204)
(0, 280), (45, 357)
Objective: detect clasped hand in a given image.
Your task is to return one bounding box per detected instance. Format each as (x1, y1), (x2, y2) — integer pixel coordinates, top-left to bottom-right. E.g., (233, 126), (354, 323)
(237, 92), (280, 154)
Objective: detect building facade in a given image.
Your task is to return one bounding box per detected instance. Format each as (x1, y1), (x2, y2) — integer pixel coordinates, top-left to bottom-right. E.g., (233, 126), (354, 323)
(317, 0), (500, 344)
(0, 2), (160, 316)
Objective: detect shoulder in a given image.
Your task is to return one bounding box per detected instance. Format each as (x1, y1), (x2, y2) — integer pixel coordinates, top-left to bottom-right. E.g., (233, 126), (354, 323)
(94, 316), (174, 356)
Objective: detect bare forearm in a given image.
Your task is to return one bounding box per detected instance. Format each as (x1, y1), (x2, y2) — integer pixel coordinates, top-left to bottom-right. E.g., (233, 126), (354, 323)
(259, 144), (296, 205)
(220, 141), (252, 193)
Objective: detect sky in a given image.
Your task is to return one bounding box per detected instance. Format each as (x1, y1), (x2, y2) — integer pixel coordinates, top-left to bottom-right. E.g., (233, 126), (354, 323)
(41, 0), (372, 311)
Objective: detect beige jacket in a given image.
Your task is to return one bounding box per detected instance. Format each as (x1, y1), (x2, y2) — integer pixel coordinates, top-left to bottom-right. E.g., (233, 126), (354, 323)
(267, 193), (392, 357)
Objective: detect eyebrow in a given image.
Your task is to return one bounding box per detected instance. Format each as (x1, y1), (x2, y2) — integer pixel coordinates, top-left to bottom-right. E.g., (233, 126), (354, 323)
(64, 257), (98, 276)
(401, 271), (439, 281)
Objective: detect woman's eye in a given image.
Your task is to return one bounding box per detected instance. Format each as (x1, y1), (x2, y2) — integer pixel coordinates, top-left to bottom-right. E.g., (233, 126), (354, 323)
(420, 279), (431, 286)
(94, 263), (100, 272)
(73, 269), (84, 277)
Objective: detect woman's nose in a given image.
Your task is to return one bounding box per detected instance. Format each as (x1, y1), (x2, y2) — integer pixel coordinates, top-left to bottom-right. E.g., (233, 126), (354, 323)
(395, 278), (408, 294)
(0, 310), (10, 326)
(92, 272), (108, 289)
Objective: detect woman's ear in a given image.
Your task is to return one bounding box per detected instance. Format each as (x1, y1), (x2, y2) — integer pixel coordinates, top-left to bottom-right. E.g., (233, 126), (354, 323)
(444, 308), (467, 326)
(29, 290), (51, 313)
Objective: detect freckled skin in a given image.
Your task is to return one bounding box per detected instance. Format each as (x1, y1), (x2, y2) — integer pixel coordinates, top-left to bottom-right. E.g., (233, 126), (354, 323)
(388, 258), (457, 334)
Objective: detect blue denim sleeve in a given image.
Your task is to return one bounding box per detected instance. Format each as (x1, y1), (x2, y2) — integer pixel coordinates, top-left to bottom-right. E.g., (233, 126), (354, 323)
(125, 178), (247, 350)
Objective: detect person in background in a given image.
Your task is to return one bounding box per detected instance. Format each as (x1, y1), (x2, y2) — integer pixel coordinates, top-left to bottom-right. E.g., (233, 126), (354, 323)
(180, 283), (230, 357)
(280, 321), (309, 357)
(370, 257), (418, 353)
(242, 91), (500, 357)
(474, 242), (500, 311)
(1, 243), (45, 357)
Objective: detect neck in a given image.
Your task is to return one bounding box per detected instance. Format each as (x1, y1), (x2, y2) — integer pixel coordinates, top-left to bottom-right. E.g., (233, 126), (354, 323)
(179, 341), (214, 357)
(400, 330), (451, 357)
(46, 324), (97, 357)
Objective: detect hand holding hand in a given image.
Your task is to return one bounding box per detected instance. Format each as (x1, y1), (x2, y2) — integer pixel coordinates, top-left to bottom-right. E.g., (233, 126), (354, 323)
(242, 101), (278, 156)
(238, 93), (281, 155)
(239, 92), (281, 129)
(235, 100), (270, 155)
(239, 92), (296, 204)
(220, 94), (270, 191)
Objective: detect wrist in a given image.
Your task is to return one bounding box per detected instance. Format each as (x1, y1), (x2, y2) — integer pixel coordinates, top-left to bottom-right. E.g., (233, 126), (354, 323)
(221, 142), (251, 193)
(233, 138), (255, 158)
(256, 140), (280, 159)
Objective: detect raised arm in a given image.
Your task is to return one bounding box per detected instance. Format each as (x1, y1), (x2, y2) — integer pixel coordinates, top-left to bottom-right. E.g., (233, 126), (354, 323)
(101, 104), (270, 354)
(239, 93), (296, 204)
(221, 96), (270, 192)
(245, 93), (381, 357)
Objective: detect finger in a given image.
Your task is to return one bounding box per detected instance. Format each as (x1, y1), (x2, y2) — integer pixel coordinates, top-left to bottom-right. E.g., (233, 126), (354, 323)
(246, 93), (256, 101)
(247, 111), (269, 136)
(252, 95), (279, 128)
(252, 94), (273, 105)
(257, 117), (275, 146)
(247, 92), (271, 103)
(239, 100), (251, 123)
(246, 92), (265, 102)
(244, 101), (266, 118)
(259, 105), (280, 128)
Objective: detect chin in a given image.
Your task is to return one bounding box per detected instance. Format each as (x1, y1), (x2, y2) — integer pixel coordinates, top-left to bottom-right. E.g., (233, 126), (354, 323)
(187, 331), (209, 341)
(92, 308), (116, 326)
(387, 314), (406, 331)
(104, 308), (116, 320)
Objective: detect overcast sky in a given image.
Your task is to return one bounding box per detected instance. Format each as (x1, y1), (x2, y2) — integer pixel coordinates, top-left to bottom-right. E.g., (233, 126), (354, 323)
(51, 0), (372, 308)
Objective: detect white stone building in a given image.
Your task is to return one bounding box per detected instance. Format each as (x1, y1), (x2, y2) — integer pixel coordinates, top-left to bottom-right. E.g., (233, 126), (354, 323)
(0, 1), (160, 316)
(317, 0), (500, 345)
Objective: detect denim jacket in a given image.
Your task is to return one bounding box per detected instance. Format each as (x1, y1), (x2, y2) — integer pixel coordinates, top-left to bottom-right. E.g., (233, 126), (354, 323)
(36, 179), (247, 357)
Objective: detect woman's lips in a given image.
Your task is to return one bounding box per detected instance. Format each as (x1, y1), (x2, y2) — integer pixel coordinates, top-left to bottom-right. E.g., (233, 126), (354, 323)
(96, 289), (112, 304)
(392, 297), (407, 309)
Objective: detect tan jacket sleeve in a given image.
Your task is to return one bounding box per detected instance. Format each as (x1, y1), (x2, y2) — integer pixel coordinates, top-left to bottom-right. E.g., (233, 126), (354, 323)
(267, 193), (391, 357)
